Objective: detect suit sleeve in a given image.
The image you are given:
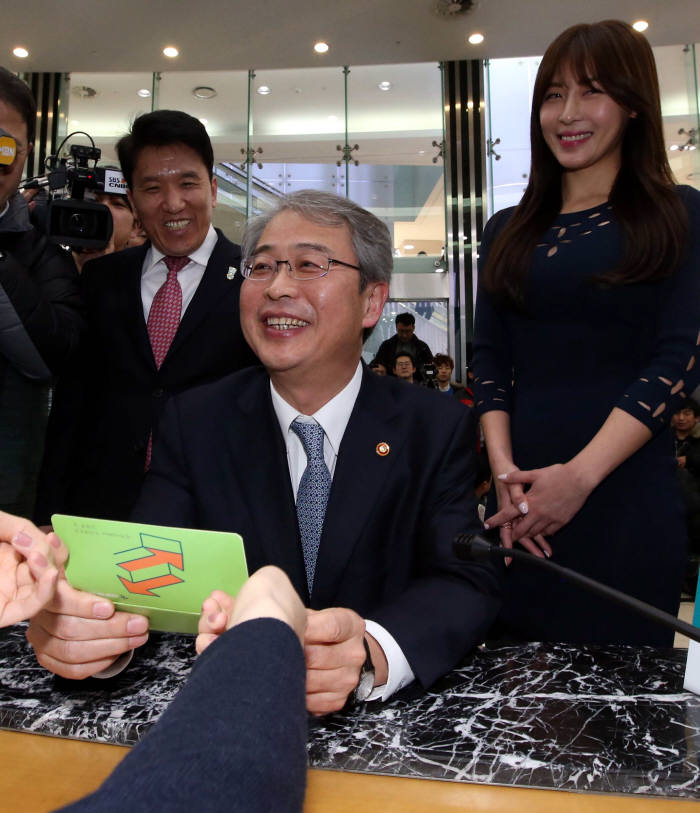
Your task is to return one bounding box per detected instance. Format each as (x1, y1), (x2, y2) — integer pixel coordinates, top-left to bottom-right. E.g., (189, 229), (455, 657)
(58, 618), (307, 813)
(370, 406), (503, 689)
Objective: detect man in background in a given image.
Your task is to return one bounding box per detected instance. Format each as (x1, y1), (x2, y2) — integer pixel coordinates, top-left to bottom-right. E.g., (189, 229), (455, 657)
(35, 109), (256, 523)
(393, 351), (417, 384)
(0, 67), (83, 517)
(372, 312), (432, 377)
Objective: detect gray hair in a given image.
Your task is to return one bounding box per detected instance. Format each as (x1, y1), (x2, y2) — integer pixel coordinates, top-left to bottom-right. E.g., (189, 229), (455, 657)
(242, 189), (393, 289)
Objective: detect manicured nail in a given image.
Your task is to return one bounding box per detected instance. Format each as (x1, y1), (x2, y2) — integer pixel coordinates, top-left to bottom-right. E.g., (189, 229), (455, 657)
(544, 550), (551, 558)
(483, 523), (490, 529)
(34, 553), (48, 568)
(497, 473), (508, 481)
(12, 531), (33, 548)
(93, 601), (113, 619)
(519, 502), (529, 514)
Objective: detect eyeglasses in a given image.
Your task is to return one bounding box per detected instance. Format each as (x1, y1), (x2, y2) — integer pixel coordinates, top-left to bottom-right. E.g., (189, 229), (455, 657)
(242, 250), (361, 281)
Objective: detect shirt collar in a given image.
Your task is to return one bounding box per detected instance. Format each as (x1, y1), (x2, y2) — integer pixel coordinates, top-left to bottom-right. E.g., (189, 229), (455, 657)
(0, 200), (9, 220)
(144, 224), (217, 273)
(270, 362), (363, 456)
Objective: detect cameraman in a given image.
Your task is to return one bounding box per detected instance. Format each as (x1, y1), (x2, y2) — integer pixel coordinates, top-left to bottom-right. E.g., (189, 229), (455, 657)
(0, 67), (83, 516)
(71, 175), (146, 273)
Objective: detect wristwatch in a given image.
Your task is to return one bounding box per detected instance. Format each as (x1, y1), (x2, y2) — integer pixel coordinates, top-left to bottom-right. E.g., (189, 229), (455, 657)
(353, 636), (375, 703)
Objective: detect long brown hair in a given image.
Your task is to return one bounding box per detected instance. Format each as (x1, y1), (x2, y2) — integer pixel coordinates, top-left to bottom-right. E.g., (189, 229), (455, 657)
(482, 20), (688, 307)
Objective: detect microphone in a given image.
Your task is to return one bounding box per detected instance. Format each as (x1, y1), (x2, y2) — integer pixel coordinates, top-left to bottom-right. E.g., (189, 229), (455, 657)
(454, 532), (700, 645)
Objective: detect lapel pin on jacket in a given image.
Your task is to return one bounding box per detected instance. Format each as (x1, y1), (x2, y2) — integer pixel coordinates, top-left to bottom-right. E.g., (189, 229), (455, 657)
(226, 266), (237, 280)
(376, 442), (390, 457)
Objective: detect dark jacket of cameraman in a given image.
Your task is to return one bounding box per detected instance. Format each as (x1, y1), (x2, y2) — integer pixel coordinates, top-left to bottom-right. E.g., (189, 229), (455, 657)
(0, 192), (83, 515)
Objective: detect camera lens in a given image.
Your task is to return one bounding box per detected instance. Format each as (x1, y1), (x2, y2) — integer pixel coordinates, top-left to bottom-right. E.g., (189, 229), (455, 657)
(68, 211), (96, 237)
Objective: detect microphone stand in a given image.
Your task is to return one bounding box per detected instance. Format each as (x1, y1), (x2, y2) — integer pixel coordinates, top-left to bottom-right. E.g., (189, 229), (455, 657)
(454, 533), (700, 645)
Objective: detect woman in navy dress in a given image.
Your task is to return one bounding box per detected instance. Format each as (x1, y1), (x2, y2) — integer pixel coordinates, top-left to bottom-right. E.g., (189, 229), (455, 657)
(473, 20), (700, 645)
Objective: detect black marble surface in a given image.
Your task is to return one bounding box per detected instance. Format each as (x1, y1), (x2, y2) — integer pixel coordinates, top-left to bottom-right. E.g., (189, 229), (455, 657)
(1, 626), (698, 798)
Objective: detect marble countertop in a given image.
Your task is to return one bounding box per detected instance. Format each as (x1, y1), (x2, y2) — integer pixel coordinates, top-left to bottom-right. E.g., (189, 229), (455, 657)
(1, 625), (698, 799)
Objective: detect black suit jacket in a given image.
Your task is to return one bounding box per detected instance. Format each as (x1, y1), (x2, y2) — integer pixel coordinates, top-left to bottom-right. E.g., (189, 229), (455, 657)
(36, 231), (257, 522)
(133, 366), (502, 690)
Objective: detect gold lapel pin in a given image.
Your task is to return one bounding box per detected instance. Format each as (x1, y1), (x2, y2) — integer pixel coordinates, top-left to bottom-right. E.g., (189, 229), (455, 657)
(226, 266), (237, 280)
(376, 442), (390, 457)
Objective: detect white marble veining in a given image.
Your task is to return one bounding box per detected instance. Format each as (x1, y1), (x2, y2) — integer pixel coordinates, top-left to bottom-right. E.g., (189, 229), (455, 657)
(0, 628), (698, 798)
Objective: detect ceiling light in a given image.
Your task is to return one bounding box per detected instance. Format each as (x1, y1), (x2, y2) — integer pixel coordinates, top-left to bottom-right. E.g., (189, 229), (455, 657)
(468, 32), (484, 45)
(314, 41), (329, 54)
(669, 144), (679, 151)
(404, 244), (415, 250)
(257, 85), (271, 95)
(199, 118), (208, 125)
(137, 88), (151, 98)
(632, 20), (649, 32)
(163, 46), (179, 58)
(418, 150), (425, 155)
(193, 86), (217, 100)
(377, 81), (392, 91)
(12, 47), (29, 59)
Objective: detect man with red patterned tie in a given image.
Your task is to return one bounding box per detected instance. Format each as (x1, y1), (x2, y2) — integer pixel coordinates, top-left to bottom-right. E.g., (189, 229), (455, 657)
(35, 110), (257, 525)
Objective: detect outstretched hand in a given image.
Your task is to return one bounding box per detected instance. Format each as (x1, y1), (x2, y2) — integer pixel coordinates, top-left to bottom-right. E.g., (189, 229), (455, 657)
(0, 512), (69, 627)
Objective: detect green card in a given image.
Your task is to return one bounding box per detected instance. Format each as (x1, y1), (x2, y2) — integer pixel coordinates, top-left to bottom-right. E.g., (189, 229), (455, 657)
(53, 514), (248, 634)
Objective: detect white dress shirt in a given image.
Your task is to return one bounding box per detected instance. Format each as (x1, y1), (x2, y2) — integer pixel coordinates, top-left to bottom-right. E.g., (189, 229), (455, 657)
(140, 225), (218, 321)
(270, 362), (415, 701)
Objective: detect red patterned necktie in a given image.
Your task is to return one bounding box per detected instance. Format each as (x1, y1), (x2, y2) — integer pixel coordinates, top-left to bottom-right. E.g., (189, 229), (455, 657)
(147, 255), (189, 369)
(145, 255), (189, 470)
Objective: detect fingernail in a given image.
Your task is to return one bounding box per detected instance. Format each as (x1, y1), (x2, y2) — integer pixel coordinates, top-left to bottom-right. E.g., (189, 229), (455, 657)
(497, 473), (508, 481)
(544, 550), (551, 558)
(12, 531), (33, 548)
(34, 553), (48, 568)
(483, 523), (490, 529)
(129, 633), (149, 647)
(127, 616), (148, 634)
(519, 502), (529, 514)
(93, 601), (112, 619)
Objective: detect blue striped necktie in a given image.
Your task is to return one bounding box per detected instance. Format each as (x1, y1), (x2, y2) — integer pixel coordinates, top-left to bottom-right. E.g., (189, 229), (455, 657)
(291, 419), (332, 595)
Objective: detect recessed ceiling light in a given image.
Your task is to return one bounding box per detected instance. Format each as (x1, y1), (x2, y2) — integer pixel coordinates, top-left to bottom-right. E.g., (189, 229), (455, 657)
(193, 86), (217, 100)
(163, 46), (179, 58)
(377, 81), (392, 91)
(468, 33), (485, 45)
(670, 144), (679, 151)
(199, 118), (208, 125)
(257, 85), (271, 95)
(632, 20), (649, 32)
(314, 41), (329, 54)
(12, 47), (29, 59)
(418, 150), (425, 155)
(404, 244), (415, 250)
(137, 88), (151, 98)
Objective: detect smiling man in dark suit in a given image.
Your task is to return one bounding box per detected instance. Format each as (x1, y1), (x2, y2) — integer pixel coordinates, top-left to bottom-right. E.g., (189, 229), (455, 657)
(36, 110), (256, 523)
(28, 191), (500, 711)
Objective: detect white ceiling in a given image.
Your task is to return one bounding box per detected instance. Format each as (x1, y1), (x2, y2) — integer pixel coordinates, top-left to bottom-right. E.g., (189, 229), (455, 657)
(2, 0), (699, 73)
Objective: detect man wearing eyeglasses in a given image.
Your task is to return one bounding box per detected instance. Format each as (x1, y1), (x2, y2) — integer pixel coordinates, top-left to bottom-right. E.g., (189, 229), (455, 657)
(29, 190), (500, 713)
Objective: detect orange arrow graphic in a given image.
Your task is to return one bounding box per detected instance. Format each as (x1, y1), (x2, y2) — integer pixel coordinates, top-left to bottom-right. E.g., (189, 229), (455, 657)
(118, 572), (184, 596)
(119, 547), (184, 572)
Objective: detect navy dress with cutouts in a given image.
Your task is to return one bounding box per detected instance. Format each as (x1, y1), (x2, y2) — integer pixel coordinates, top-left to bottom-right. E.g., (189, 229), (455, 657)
(473, 186), (700, 645)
